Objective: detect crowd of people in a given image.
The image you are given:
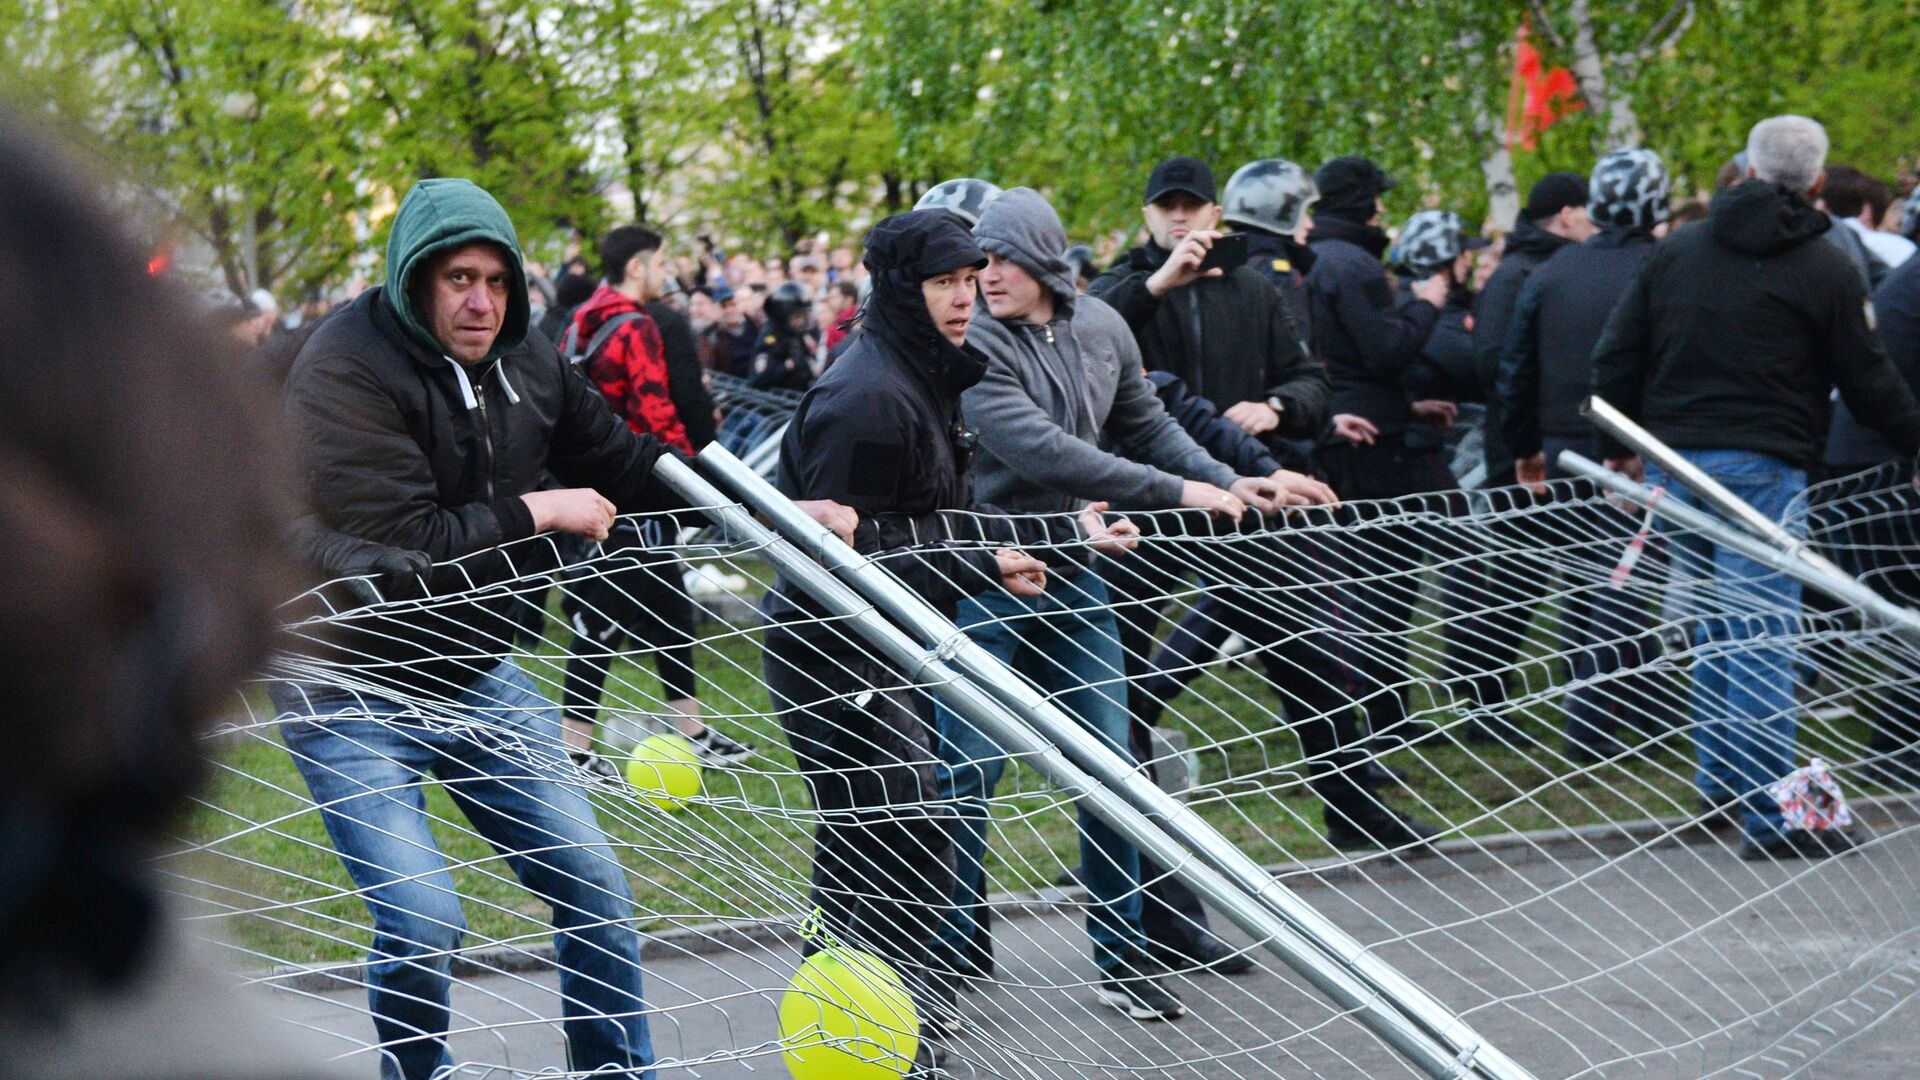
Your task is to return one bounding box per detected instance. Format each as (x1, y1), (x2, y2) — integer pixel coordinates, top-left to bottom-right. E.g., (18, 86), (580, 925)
(258, 112), (1920, 1079)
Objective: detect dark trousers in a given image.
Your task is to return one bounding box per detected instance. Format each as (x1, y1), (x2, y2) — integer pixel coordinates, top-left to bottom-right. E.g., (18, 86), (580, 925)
(762, 637), (956, 1015)
(1318, 442), (1522, 734)
(560, 527), (700, 726)
(1134, 533), (1370, 810)
(1100, 542), (1217, 952)
(1527, 439), (1674, 751)
(1808, 461), (1920, 753)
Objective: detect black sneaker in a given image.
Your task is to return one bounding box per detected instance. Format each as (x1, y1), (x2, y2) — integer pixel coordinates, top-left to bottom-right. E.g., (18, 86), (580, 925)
(1740, 828), (1855, 861)
(1326, 805), (1441, 852)
(571, 752), (628, 788)
(688, 726), (754, 765)
(1147, 934), (1255, 976)
(1695, 797), (1740, 831)
(1095, 968), (1187, 1021)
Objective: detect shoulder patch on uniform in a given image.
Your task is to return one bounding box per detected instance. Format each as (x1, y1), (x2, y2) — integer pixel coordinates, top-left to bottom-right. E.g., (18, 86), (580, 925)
(764, 334), (778, 345)
(1270, 258), (1291, 273)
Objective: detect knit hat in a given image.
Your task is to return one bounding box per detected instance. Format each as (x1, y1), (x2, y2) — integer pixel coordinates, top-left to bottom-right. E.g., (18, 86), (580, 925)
(1313, 156), (1395, 222)
(1524, 172), (1591, 221)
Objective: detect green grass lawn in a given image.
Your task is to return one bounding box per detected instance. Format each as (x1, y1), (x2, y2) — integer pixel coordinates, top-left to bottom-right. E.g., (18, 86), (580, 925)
(170, 560), (1902, 968)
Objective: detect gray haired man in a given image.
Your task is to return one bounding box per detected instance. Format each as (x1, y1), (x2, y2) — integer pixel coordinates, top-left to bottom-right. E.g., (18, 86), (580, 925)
(1593, 115), (1920, 860)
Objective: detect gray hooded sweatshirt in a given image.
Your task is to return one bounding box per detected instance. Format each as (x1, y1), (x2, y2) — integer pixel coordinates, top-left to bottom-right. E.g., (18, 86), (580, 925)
(964, 188), (1237, 515)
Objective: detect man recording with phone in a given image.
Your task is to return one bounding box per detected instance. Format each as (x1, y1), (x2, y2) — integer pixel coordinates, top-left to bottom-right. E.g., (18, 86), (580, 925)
(1090, 155), (1329, 452)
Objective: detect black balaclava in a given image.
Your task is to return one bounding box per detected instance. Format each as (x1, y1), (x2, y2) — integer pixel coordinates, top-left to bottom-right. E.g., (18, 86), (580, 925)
(859, 209), (991, 394)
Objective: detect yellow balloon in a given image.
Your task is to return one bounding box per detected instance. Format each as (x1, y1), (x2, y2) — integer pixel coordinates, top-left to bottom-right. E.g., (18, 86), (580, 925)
(779, 947), (919, 1079)
(624, 733), (702, 810)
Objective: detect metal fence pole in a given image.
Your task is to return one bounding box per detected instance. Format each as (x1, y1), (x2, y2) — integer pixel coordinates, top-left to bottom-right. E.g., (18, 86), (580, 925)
(1557, 450), (1920, 645)
(684, 444), (1539, 1080)
(1583, 395), (1865, 584)
(647, 454), (1494, 1079)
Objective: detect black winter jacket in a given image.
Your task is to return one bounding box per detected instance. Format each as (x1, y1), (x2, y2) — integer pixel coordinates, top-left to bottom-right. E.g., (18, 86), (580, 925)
(283, 287), (682, 693)
(1306, 214), (1442, 436)
(1474, 218), (1575, 476)
(645, 299), (719, 449)
(1498, 229), (1655, 461)
(1144, 371), (1285, 478)
(766, 325), (1079, 653)
(1828, 255), (1920, 467)
(1089, 241), (1328, 435)
(1240, 228), (1316, 349)
(1592, 182), (1920, 466)
(1400, 285), (1479, 452)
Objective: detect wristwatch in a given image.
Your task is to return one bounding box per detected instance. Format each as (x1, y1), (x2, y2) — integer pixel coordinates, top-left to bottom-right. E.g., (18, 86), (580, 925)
(1265, 396), (1286, 419)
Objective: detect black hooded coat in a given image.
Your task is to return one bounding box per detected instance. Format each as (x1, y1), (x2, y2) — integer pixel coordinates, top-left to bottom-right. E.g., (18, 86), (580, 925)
(1592, 181), (1920, 466)
(767, 210), (1057, 648)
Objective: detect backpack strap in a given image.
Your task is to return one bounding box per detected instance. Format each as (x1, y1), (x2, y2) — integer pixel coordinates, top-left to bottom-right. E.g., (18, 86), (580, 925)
(567, 311), (646, 370)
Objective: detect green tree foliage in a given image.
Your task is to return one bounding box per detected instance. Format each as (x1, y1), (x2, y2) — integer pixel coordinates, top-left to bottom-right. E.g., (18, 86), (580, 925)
(2, 0), (369, 299)
(7, 0), (1918, 294)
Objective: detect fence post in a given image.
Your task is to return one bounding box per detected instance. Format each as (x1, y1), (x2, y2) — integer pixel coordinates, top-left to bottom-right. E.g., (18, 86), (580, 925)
(679, 445), (1540, 1080)
(1556, 449), (1920, 645)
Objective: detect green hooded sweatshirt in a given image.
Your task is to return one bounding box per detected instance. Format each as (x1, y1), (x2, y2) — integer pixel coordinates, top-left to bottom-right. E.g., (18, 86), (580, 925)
(384, 178), (531, 363)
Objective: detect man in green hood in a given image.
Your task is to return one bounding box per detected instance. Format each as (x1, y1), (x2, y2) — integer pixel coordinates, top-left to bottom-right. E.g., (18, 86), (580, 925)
(278, 178), (841, 1080)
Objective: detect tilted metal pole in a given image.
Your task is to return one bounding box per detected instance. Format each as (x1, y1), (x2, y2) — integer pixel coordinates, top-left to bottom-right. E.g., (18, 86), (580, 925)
(1557, 450), (1920, 645)
(647, 454), (1492, 1080)
(686, 444), (1538, 1080)
(737, 419), (789, 480)
(1583, 395), (1860, 583)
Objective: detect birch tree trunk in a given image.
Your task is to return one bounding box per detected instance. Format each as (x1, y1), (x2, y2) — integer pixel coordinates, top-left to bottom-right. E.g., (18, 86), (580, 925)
(1566, 0), (1644, 147)
(1476, 108), (1521, 229)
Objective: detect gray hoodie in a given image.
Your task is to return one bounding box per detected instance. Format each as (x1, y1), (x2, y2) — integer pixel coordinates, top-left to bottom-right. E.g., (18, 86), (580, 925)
(964, 187), (1238, 514)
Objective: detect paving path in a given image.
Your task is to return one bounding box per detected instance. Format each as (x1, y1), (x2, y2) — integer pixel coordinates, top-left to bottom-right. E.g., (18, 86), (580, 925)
(269, 827), (1920, 1079)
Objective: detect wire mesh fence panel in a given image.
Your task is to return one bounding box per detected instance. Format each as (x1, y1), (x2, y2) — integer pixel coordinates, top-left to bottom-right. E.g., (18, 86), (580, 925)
(165, 465), (1920, 1079)
(708, 372), (803, 477)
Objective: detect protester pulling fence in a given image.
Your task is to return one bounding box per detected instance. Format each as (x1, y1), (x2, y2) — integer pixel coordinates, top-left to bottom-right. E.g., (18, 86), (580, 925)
(169, 446), (1920, 1079)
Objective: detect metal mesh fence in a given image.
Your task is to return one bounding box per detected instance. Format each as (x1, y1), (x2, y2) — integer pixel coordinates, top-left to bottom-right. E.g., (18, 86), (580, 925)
(165, 454), (1920, 1079)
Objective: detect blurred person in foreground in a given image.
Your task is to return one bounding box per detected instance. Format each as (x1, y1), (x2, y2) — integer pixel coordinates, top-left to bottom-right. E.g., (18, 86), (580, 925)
(0, 114), (345, 1079)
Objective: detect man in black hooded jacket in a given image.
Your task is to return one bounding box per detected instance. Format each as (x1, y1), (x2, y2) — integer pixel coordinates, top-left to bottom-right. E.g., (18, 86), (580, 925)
(1474, 173), (1593, 483)
(761, 209), (1115, 1070)
(280, 178), (688, 1080)
(1593, 115), (1920, 860)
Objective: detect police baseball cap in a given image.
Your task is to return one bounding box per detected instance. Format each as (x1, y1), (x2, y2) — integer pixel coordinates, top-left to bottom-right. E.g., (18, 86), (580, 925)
(1145, 156), (1218, 205)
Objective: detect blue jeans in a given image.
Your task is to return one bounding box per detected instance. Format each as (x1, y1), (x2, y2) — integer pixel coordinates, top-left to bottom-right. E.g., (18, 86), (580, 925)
(934, 567), (1146, 975)
(1648, 450), (1805, 845)
(271, 659), (655, 1080)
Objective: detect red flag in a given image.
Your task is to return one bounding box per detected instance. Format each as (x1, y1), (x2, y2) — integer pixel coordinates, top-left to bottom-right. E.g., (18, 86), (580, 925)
(146, 241), (173, 277)
(1506, 19), (1584, 152)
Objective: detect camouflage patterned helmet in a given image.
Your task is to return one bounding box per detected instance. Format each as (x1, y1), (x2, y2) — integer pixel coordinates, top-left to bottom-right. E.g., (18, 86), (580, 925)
(1222, 159), (1319, 235)
(914, 178), (1004, 228)
(1589, 148), (1671, 231)
(1396, 209), (1468, 277)
(1901, 186), (1920, 242)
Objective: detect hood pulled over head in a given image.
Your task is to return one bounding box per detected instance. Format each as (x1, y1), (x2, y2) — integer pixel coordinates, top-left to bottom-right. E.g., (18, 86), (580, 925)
(1709, 180), (1831, 257)
(384, 178), (530, 361)
(859, 209), (990, 391)
(972, 187), (1077, 307)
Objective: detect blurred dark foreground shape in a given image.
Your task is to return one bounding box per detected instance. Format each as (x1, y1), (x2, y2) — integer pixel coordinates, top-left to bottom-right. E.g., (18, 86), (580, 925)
(0, 112), (349, 1079)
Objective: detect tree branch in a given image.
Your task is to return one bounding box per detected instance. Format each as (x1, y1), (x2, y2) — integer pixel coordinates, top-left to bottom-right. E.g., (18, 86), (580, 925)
(1529, 0), (1567, 51)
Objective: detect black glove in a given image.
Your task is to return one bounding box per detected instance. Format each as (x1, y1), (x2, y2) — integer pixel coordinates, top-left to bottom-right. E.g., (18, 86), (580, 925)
(288, 515), (432, 603)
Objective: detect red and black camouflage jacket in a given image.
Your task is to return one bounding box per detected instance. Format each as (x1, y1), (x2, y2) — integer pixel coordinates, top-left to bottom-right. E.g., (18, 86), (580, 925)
(569, 283), (693, 454)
